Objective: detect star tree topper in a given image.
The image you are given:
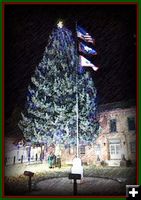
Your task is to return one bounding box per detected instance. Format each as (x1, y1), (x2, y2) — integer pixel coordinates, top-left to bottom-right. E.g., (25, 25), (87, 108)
(57, 20), (64, 28)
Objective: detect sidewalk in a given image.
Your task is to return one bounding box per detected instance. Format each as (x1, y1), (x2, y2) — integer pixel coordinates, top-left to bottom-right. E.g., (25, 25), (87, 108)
(27, 177), (126, 196)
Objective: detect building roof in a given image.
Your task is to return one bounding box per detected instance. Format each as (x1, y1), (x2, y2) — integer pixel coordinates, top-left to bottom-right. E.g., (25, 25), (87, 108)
(97, 99), (136, 113)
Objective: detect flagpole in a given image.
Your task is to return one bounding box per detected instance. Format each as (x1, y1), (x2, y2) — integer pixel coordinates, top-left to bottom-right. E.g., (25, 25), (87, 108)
(76, 93), (79, 158)
(75, 21), (79, 158)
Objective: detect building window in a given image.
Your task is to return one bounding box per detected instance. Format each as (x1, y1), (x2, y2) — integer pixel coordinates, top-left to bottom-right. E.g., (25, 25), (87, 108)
(95, 144), (101, 160)
(80, 145), (85, 155)
(128, 117), (135, 131)
(96, 144), (101, 153)
(130, 142), (136, 153)
(109, 143), (121, 159)
(110, 119), (117, 132)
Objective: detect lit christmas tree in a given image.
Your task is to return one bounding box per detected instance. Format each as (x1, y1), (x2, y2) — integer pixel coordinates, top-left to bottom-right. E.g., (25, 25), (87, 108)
(18, 21), (99, 147)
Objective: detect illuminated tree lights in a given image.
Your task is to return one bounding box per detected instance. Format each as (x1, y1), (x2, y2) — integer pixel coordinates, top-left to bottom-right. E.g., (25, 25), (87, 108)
(18, 23), (99, 146)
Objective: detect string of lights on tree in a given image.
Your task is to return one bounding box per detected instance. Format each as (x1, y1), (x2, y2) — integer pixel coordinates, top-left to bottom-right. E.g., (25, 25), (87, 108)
(18, 20), (100, 147)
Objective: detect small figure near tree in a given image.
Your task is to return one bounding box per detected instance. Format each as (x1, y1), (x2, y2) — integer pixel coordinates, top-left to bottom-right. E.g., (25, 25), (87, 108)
(48, 152), (56, 168)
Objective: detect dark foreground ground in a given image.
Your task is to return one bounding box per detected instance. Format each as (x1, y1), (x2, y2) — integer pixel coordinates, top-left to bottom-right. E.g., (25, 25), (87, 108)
(4, 164), (136, 197)
(27, 177), (127, 196)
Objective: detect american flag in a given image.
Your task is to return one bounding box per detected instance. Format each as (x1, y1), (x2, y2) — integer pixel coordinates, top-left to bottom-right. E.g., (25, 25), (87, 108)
(76, 25), (95, 44)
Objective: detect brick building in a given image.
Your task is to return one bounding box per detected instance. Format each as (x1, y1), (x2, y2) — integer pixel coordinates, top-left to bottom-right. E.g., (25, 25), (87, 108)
(61, 101), (136, 166)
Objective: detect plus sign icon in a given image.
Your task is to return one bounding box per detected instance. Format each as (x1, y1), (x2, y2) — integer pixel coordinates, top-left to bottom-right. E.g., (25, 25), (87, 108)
(126, 185), (141, 200)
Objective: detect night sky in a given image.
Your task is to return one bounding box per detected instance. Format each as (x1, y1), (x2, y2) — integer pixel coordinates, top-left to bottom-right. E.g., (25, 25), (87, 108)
(5, 4), (136, 119)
